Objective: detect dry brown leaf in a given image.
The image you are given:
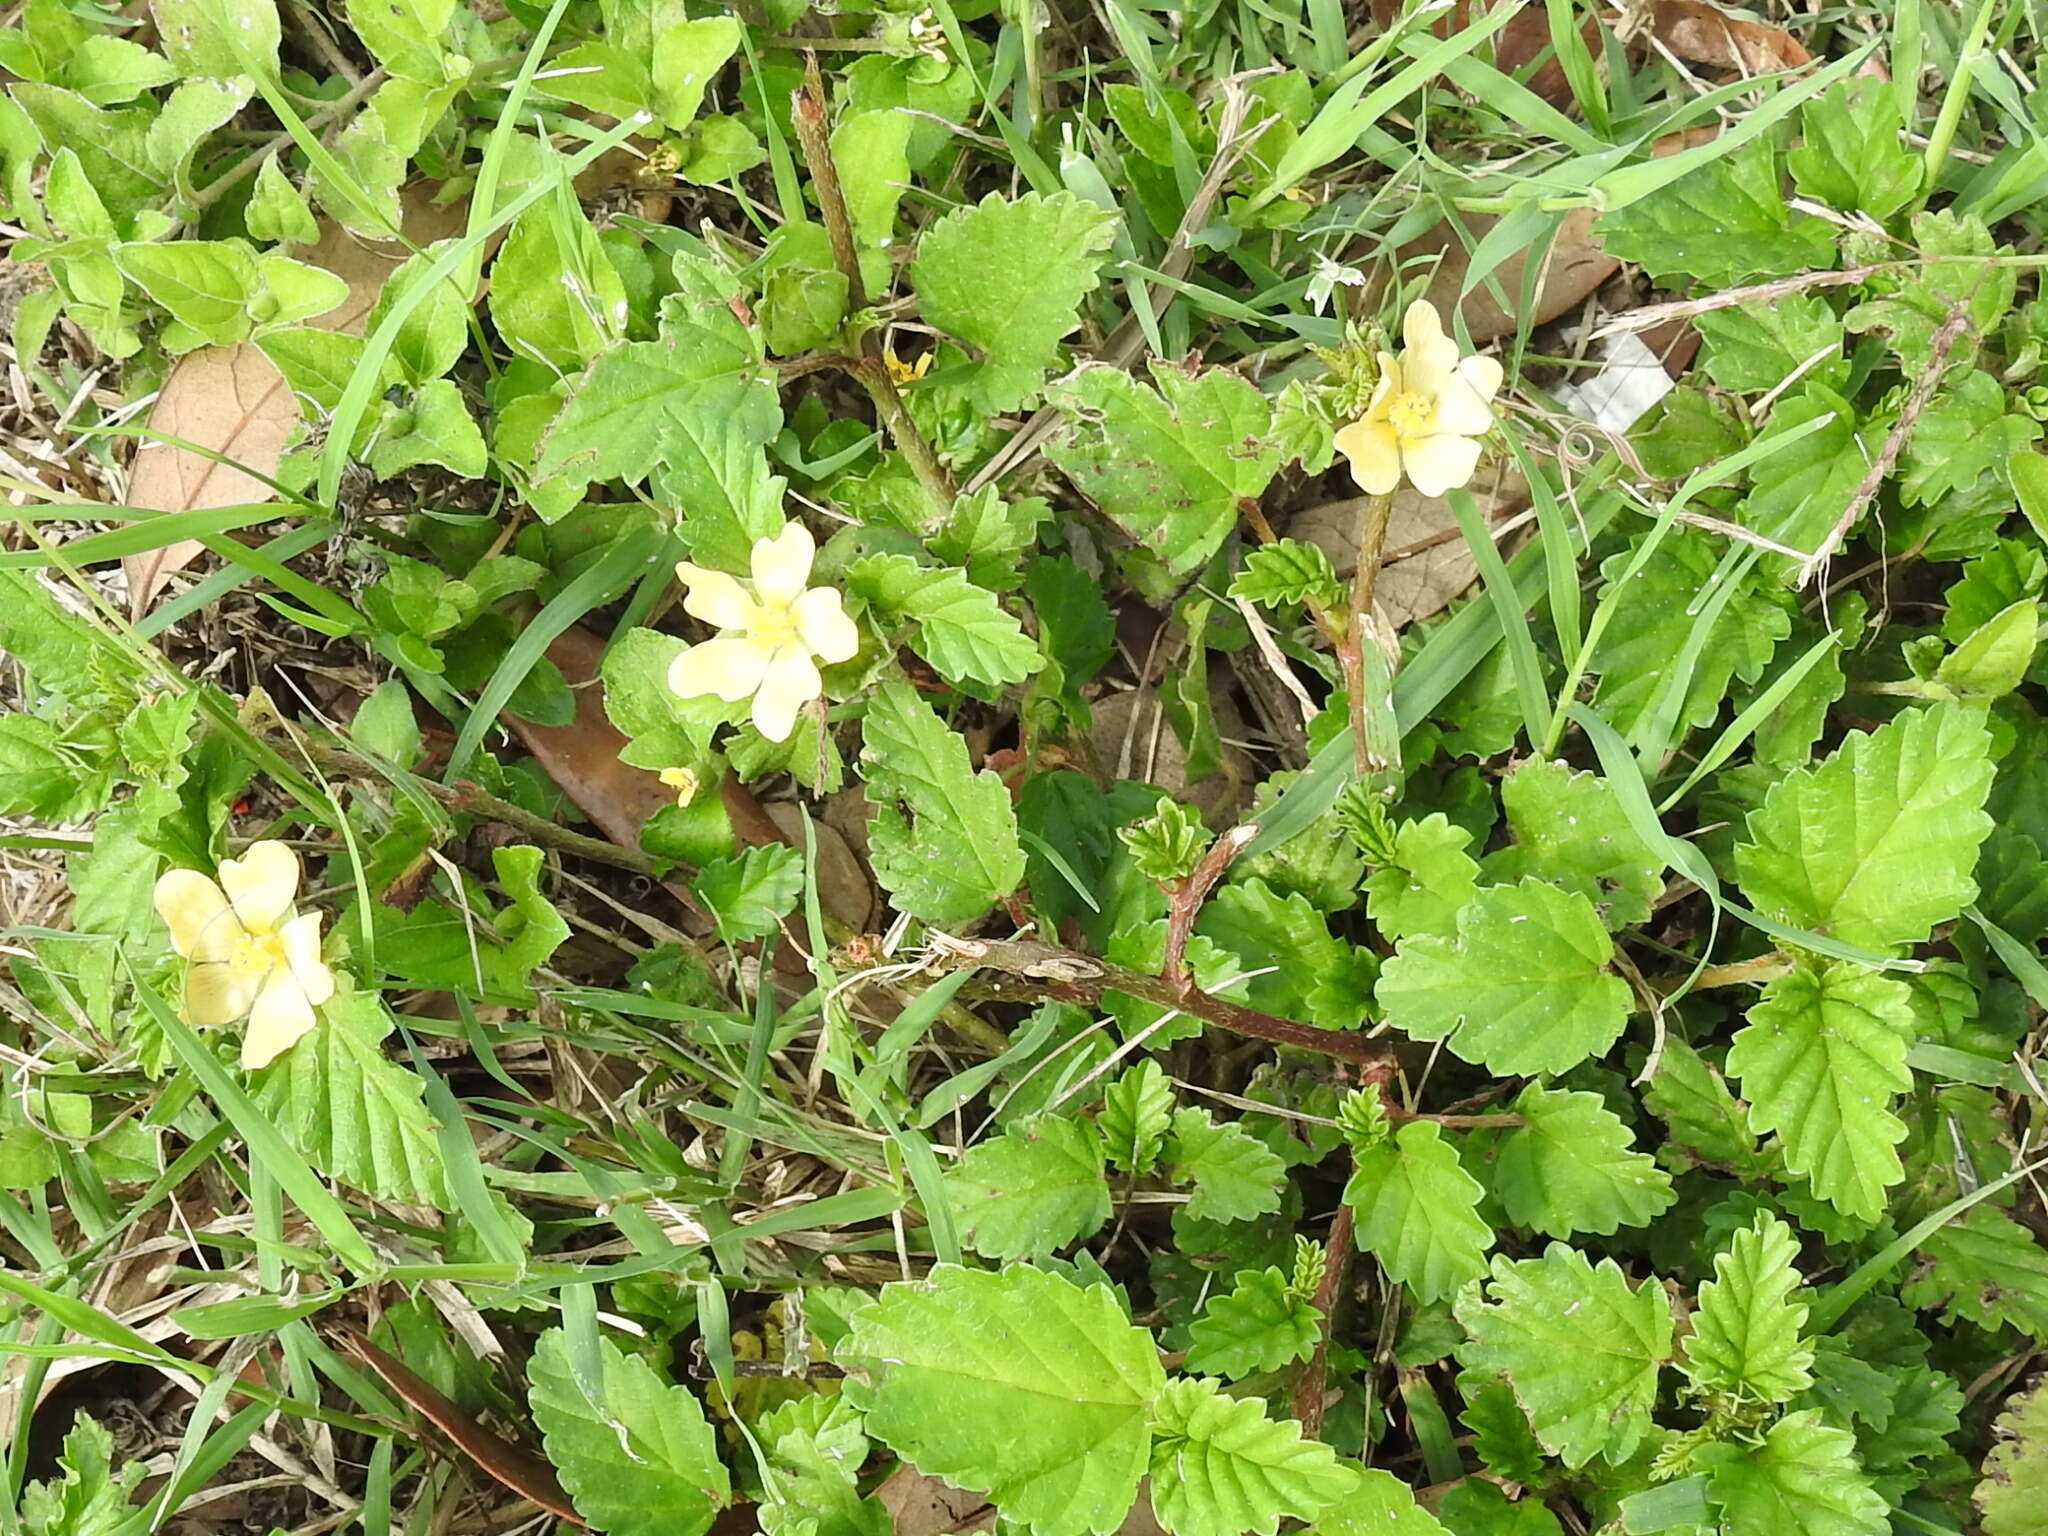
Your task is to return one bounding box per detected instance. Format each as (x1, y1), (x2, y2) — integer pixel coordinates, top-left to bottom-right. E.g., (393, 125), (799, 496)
(1644, 0), (1810, 74)
(1085, 687), (1253, 828)
(509, 626), (679, 852)
(764, 801), (875, 932)
(1367, 206), (1617, 345)
(123, 188), (468, 618)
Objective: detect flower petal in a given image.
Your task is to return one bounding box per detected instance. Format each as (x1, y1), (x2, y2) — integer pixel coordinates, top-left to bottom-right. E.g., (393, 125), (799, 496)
(1456, 353), (1505, 405)
(1431, 368), (1498, 437)
(670, 636), (772, 704)
(675, 562), (756, 631)
(186, 959), (264, 1026)
(279, 911), (335, 1008)
(219, 840), (299, 934)
(154, 869), (242, 963)
(243, 966), (318, 1070)
(791, 587), (859, 665)
(1361, 356), (1400, 423)
(1334, 418), (1403, 496)
(1400, 298), (1462, 392)
(1402, 433), (1485, 498)
(750, 523), (816, 610)
(751, 643), (822, 743)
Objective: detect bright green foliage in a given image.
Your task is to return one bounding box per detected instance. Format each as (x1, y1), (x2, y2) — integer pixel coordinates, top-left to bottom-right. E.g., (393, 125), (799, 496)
(1048, 363), (1282, 585)
(846, 554), (1040, 687)
(1375, 880), (1632, 1076)
(1683, 1214), (1813, 1409)
(1120, 796), (1213, 885)
(1696, 1412), (1887, 1536)
(1455, 1246), (1673, 1468)
(691, 845), (803, 944)
(1306, 1468), (1448, 1534)
(843, 1265), (1165, 1536)
(1788, 78), (1920, 219)
(1183, 1266), (1321, 1379)
(1345, 1120), (1493, 1304)
(1641, 1037), (1767, 1176)
(20, 1413), (143, 1536)
(1727, 962), (1913, 1223)
(528, 1328), (731, 1536)
(1978, 1375), (2048, 1536)
(150, 0), (280, 78)
(860, 681), (1026, 925)
(1231, 539), (1344, 611)
(1845, 210), (2017, 365)
(947, 1114), (1111, 1260)
(1739, 386), (1892, 553)
(1101, 1059), (1174, 1174)
(1734, 703), (1995, 952)
(1903, 1205), (2048, 1341)
(1167, 1108), (1287, 1223)
(909, 190), (1117, 413)
(1488, 1085), (1674, 1238)
(249, 984), (451, 1211)
(1938, 599), (2038, 698)
(753, 1396), (884, 1536)
(491, 202), (627, 371)
(1362, 813), (1481, 942)
(1484, 760), (1664, 929)
(1597, 140), (1834, 288)
(1146, 1376), (1359, 1536)
(370, 845), (571, 1003)
(1695, 295), (1848, 395)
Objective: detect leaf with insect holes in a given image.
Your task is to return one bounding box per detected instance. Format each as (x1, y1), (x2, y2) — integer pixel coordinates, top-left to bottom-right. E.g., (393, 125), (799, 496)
(946, 1113), (1112, 1261)
(1734, 702), (1995, 953)
(1146, 1376), (1359, 1536)
(846, 554), (1041, 687)
(1903, 1204), (2048, 1342)
(1184, 1267), (1321, 1380)
(249, 983), (450, 1211)
(1727, 962), (1913, 1224)
(1978, 1374), (2048, 1536)
(909, 190), (1117, 414)
(528, 1328), (730, 1536)
(1100, 1059), (1174, 1175)
(1455, 1245), (1673, 1469)
(1487, 1085), (1674, 1239)
(1344, 1120), (1493, 1305)
(860, 681), (1026, 925)
(1048, 363), (1283, 587)
(841, 1264), (1164, 1536)
(1374, 880), (1632, 1077)
(1167, 1108), (1286, 1224)
(1684, 1214), (1814, 1407)
(1696, 1411), (1887, 1536)
(1483, 760), (1665, 930)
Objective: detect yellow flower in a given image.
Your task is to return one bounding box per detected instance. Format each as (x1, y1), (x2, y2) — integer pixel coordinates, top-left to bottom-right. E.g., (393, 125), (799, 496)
(883, 344), (932, 386)
(658, 765), (700, 806)
(669, 523), (860, 743)
(152, 840), (335, 1070)
(1334, 299), (1504, 498)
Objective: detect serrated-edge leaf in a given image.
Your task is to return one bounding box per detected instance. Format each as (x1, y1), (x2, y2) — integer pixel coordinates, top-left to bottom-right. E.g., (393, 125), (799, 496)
(946, 1113), (1111, 1260)
(1344, 1120), (1493, 1304)
(1489, 1085), (1675, 1238)
(1978, 1374), (2048, 1536)
(1147, 1377), (1359, 1536)
(1683, 1213), (1815, 1407)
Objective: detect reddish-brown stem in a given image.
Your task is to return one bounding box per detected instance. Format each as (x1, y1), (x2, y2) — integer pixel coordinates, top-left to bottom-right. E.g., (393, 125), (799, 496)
(1292, 1199), (1354, 1437)
(1163, 824), (1257, 996)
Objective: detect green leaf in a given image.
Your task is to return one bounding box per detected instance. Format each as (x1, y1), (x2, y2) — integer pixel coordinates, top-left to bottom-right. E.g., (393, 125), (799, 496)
(1167, 1107), (1286, 1224)
(1787, 78), (1921, 220)
(1482, 760), (1664, 929)
(1362, 814), (1480, 943)
(1596, 139), (1835, 289)
(1683, 1213), (1814, 1408)
(1374, 880), (1632, 1077)
(20, 1414), (144, 1536)
(1198, 878), (1373, 1032)
(1978, 1374), (2048, 1536)
(910, 190), (1117, 413)
(1696, 1411), (1886, 1536)
(149, 0), (280, 78)
(1939, 599), (2038, 698)
(859, 681), (1026, 925)
(248, 983), (452, 1211)
(1734, 701), (1995, 952)
(1454, 1245), (1673, 1469)
(1727, 962), (1913, 1224)
(1100, 1059), (1174, 1175)
(1695, 294), (1848, 395)
(528, 1327), (731, 1536)
(1901, 1204), (2048, 1341)
(1146, 1376), (1359, 1536)
(346, 0), (453, 81)
(1487, 1085), (1674, 1239)
(1738, 385), (1892, 553)
(1845, 210), (2016, 366)
(845, 554), (1041, 687)
(1047, 363), (1282, 585)
(1901, 368), (2041, 509)
(843, 1264), (1165, 1536)
(1230, 539), (1344, 611)
(114, 239), (266, 346)
(691, 845), (804, 945)
(1305, 1467), (1449, 1535)
(1344, 1120), (1493, 1305)
(1641, 1037), (1767, 1176)
(369, 378), (486, 480)
(370, 844), (571, 1003)
(491, 201), (628, 371)
(946, 1113), (1111, 1261)
(1183, 1266), (1322, 1380)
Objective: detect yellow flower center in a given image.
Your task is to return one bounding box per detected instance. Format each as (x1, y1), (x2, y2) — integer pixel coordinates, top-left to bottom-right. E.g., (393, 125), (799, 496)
(229, 927), (287, 977)
(1386, 391), (1436, 438)
(749, 604), (800, 650)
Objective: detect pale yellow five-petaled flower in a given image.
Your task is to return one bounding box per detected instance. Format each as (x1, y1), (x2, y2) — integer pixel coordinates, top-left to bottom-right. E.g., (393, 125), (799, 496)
(669, 523), (860, 743)
(1334, 299), (1504, 499)
(153, 840), (335, 1070)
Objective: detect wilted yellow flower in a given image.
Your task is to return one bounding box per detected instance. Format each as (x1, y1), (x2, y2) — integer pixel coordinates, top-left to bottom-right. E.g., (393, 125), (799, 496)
(669, 523), (860, 743)
(884, 343), (932, 386)
(1334, 299), (1504, 498)
(658, 765), (700, 806)
(153, 840), (334, 1070)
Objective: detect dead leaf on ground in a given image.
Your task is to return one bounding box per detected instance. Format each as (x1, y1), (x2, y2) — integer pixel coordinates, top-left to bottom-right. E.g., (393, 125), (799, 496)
(1367, 205), (1618, 345)
(875, 1470), (1166, 1536)
(122, 187), (469, 618)
(1086, 686), (1253, 829)
(765, 801), (875, 932)
(1291, 466), (1531, 631)
(1639, 0), (1810, 74)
